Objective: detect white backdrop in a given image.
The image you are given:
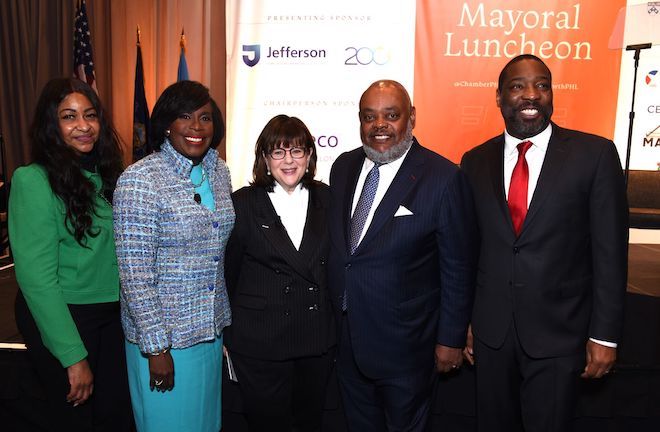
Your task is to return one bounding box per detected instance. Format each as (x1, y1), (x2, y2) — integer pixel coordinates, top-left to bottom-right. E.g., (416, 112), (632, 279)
(225, 0), (660, 190)
(612, 0), (660, 171)
(225, 0), (416, 189)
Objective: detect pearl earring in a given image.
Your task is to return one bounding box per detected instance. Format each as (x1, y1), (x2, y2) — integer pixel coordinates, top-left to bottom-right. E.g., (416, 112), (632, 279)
(165, 129), (170, 136)
(267, 169), (271, 176)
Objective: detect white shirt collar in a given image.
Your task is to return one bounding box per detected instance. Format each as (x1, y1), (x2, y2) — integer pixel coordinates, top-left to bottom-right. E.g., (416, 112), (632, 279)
(267, 182), (309, 250)
(270, 181), (305, 197)
(504, 123), (552, 157)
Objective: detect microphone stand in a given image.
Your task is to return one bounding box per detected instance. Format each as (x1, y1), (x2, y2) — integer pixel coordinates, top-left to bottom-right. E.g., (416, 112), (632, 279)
(623, 43), (652, 186)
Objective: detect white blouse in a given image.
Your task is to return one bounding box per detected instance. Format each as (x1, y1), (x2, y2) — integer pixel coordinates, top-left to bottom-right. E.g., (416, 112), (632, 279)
(267, 182), (309, 250)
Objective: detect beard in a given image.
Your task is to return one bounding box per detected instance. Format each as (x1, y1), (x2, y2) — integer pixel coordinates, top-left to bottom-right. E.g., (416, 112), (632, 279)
(362, 120), (414, 164)
(501, 103), (552, 139)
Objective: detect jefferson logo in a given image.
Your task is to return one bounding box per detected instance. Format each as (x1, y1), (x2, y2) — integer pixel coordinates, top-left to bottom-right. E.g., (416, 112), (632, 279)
(242, 45), (261, 67)
(242, 44), (327, 67)
(645, 70), (658, 87)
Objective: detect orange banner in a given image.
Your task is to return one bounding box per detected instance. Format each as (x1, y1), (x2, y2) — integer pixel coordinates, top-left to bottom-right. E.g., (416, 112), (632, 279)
(414, 0), (625, 162)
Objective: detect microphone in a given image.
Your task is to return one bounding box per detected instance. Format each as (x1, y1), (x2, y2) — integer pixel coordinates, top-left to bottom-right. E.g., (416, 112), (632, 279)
(194, 193), (201, 204)
(625, 43), (652, 51)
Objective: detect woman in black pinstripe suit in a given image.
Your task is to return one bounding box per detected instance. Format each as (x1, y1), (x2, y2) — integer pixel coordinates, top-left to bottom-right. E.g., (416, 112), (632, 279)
(224, 115), (336, 432)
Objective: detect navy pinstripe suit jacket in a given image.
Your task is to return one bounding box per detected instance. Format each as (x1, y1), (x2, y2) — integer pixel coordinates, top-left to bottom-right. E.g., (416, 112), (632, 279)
(328, 139), (478, 379)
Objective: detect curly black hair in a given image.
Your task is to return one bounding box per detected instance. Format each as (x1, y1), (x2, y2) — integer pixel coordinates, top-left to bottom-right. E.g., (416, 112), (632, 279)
(30, 77), (124, 246)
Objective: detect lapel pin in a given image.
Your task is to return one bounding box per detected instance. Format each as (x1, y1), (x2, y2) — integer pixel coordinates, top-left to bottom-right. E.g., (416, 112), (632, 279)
(261, 224), (270, 229)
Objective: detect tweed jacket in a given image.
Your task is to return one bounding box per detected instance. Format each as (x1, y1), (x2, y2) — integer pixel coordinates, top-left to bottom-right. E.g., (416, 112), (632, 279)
(114, 140), (235, 354)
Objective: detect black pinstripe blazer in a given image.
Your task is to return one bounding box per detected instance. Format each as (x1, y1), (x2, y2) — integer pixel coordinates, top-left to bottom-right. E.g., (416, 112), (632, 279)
(224, 182), (336, 361)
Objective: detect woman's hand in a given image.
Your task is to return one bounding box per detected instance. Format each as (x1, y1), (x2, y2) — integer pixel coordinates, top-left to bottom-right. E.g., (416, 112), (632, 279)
(66, 359), (94, 406)
(148, 351), (174, 392)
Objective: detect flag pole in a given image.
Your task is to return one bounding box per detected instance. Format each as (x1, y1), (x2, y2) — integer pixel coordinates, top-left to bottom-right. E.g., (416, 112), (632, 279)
(180, 27), (186, 52)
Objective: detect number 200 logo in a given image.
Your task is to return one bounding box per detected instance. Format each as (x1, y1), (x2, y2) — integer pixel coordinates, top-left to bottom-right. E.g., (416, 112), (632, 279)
(344, 47), (390, 66)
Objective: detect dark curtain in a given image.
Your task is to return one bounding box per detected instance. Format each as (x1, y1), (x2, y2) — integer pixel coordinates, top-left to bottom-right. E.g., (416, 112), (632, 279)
(0, 0), (76, 179)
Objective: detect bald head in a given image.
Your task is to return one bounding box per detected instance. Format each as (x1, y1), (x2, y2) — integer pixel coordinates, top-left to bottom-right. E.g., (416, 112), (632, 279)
(358, 79), (416, 163)
(359, 80), (412, 112)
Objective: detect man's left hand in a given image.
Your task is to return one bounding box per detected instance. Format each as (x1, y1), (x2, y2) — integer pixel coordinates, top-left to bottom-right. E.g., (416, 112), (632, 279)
(435, 344), (463, 373)
(581, 340), (616, 379)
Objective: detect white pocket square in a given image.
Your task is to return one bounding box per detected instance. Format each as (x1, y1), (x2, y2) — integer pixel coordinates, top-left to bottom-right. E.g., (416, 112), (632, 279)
(394, 205), (413, 217)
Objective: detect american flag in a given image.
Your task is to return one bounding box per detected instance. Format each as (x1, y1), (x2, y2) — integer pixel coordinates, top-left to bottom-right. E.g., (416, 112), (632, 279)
(73, 0), (97, 91)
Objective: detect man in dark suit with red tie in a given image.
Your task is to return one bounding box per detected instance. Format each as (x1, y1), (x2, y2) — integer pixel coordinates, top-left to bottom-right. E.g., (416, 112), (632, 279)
(460, 54), (629, 432)
(328, 79), (478, 431)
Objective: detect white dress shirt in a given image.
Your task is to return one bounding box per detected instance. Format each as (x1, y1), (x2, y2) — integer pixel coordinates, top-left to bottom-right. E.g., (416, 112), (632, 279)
(268, 182), (309, 250)
(503, 123), (552, 207)
(502, 124), (616, 349)
(350, 146), (412, 247)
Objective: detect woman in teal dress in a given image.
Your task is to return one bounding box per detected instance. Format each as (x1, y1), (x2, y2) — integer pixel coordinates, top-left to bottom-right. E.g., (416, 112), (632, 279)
(113, 80), (234, 432)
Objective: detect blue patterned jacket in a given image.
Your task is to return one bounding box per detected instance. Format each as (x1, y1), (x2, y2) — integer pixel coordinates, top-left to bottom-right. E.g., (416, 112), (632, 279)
(114, 141), (235, 354)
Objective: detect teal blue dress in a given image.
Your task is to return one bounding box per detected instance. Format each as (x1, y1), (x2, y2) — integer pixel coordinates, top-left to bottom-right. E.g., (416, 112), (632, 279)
(125, 163), (223, 432)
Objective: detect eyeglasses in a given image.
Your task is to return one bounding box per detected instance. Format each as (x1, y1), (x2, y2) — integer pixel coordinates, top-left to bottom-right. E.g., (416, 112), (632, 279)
(267, 147), (307, 160)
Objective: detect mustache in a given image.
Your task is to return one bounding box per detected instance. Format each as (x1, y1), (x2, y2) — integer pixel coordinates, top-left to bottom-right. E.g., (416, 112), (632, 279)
(368, 132), (392, 139)
(517, 102), (541, 110)
(369, 125), (391, 135)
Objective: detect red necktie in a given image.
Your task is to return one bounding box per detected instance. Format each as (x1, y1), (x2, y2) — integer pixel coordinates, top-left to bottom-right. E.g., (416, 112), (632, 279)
(508, 141), (533, 236)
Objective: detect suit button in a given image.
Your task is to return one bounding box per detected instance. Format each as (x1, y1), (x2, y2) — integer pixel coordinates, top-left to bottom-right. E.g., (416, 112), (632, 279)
(308, 285), (318, 292)
(345, 263), (351, 269)
(275, 268), (281, 274)
(513, 247), (520, 254)
(320, 259), (326, 265)
(212, 221), (219, 228)
(284, 286), (291, 294)
(309, 304), (319, 311)
(284, 309), (291, 316)
(208, 285), (215, 291)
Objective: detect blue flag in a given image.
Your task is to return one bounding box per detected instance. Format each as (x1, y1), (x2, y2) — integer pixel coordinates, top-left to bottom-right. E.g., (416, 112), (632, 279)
(177, 30), (189, 81)
(132, 32), (151, 161)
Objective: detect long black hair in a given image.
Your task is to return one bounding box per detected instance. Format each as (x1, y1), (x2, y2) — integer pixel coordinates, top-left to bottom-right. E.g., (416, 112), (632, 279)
(30, 77), (123, 246)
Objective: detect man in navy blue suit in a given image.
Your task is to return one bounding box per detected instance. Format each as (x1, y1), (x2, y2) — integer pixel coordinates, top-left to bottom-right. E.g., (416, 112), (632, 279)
(328, 79), (478, 431)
